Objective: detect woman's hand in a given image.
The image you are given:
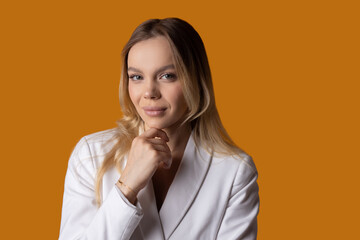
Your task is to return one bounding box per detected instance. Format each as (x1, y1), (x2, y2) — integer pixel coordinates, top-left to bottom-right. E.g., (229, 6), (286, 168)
(117, 128), (172, 204)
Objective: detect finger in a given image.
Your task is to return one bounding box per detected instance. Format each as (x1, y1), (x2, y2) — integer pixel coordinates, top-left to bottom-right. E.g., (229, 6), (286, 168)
(152, 143), (171, 154)
(142, 128), (169, 142)
(148, 139), (171, 152)
(148, 138), (167, 146)
(160, 155), (172, 169)
(159, 161), (170, 169)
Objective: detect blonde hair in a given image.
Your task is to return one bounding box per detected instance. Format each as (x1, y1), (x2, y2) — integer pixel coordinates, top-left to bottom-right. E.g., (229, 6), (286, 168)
(95, 18), (244, 206)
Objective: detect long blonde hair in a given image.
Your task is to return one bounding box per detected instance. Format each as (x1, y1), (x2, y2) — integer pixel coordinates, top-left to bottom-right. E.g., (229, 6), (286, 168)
(95, 18), (243, 206)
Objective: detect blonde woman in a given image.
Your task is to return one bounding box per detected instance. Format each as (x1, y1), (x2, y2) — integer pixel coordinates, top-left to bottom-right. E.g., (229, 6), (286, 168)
(59, 18), (259, 240)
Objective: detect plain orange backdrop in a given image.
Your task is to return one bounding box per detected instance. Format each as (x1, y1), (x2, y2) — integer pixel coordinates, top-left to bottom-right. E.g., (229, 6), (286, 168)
(1, 0), (359, 239)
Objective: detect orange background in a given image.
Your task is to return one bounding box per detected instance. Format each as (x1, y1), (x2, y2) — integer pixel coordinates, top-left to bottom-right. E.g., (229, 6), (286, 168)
(1, 0), (359, 239)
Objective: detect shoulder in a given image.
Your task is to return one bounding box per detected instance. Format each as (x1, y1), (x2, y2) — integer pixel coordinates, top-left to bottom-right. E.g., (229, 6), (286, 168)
(82, 128), (118, 147)
(82, 128), (118, 154)
(211, 150), (258, 187)
(72, 128), (117, 157)
(68, 128), (118, 172)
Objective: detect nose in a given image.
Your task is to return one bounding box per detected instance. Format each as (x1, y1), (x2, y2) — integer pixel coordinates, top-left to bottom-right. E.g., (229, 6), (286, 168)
(144, 80), (160, 99)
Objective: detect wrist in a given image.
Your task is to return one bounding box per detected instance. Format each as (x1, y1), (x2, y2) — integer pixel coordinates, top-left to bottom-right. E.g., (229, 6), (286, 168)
(116, 180), (138, 205)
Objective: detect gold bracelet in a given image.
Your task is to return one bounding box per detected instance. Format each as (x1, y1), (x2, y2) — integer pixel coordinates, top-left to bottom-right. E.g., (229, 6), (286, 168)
(118, 179), (136, 196)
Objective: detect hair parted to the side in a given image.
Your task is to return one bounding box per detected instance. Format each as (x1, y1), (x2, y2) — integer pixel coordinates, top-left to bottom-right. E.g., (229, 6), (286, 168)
(94, 18), (244, 206)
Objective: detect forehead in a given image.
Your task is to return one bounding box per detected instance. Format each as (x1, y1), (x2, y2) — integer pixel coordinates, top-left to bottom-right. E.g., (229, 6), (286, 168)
(127, 36), (175, 71)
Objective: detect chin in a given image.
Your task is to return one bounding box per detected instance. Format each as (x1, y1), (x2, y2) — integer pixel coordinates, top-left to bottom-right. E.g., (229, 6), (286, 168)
(144, 121), (166, 130)
(144, 120), (175, 130)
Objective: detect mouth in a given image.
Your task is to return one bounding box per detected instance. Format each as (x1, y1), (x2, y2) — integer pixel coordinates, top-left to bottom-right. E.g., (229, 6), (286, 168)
(142, 106), (167, 117)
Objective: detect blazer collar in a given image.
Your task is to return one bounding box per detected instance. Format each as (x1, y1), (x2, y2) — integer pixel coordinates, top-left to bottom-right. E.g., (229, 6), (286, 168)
(138, 132), (212, 239)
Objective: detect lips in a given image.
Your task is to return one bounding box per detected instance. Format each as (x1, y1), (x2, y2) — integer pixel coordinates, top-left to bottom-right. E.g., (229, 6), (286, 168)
(142, 106), (167, 117)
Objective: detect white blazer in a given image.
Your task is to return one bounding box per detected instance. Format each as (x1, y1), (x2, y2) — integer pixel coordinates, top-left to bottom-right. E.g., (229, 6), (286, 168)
(59, 129), (259, 240)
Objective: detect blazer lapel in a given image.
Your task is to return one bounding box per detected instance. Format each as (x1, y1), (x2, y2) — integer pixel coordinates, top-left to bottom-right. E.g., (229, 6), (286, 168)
(159, 133), (212, 239)
(137, 180), (165, 240)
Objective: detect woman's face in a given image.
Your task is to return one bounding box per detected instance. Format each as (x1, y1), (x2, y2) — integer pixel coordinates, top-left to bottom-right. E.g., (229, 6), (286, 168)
(127, 36), (188, 130)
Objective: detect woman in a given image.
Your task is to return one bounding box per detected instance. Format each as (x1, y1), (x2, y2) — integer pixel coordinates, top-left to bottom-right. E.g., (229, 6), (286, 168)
(59, 18), (259, 240)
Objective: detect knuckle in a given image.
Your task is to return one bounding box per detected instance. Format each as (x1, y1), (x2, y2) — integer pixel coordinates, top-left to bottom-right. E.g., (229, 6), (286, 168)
(134, 137), (146, 146)
(132, 137), (140, 144)
(145, 143), (153, 151)
(149, 149), (157, 158)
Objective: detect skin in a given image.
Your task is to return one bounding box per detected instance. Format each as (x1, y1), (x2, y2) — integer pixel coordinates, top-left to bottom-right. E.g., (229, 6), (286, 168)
(117, 36), (192, 207)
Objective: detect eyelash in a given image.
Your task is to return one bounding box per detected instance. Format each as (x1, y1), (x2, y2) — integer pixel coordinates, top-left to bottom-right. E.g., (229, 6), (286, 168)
(128, 73), (177, 81)
(128, 74), (142, 81)
(160, 73), (176, 80)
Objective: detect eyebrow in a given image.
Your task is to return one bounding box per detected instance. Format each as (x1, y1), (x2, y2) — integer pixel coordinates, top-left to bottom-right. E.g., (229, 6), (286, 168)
(127, 64), (175, 75)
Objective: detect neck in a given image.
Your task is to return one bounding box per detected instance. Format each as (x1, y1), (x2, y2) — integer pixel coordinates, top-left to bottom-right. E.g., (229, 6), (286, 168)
(164, 123), (191, 155)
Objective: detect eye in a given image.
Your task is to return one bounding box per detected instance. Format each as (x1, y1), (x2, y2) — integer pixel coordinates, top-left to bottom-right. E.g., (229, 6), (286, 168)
(128, 74), (143, 81)
(160, 73), (177, 80)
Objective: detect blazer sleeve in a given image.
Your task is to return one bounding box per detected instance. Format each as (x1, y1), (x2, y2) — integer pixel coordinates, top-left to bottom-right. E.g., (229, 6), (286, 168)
(59, 137), (143, 240)
(217, 158), (260, 240)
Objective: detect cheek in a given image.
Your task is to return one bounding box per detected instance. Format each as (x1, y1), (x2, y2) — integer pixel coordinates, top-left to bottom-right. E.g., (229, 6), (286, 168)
(168, 85), (187, 110)
(128, 84), (139, 106)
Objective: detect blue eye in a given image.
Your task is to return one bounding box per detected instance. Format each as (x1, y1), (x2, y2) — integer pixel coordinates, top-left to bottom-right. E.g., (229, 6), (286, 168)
(129, 75), (142, 81)
(161, 73), (176, 80)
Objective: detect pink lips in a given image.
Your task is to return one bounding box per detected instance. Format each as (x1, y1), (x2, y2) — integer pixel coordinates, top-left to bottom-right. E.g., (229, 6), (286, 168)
(142, 106), (167, 117)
